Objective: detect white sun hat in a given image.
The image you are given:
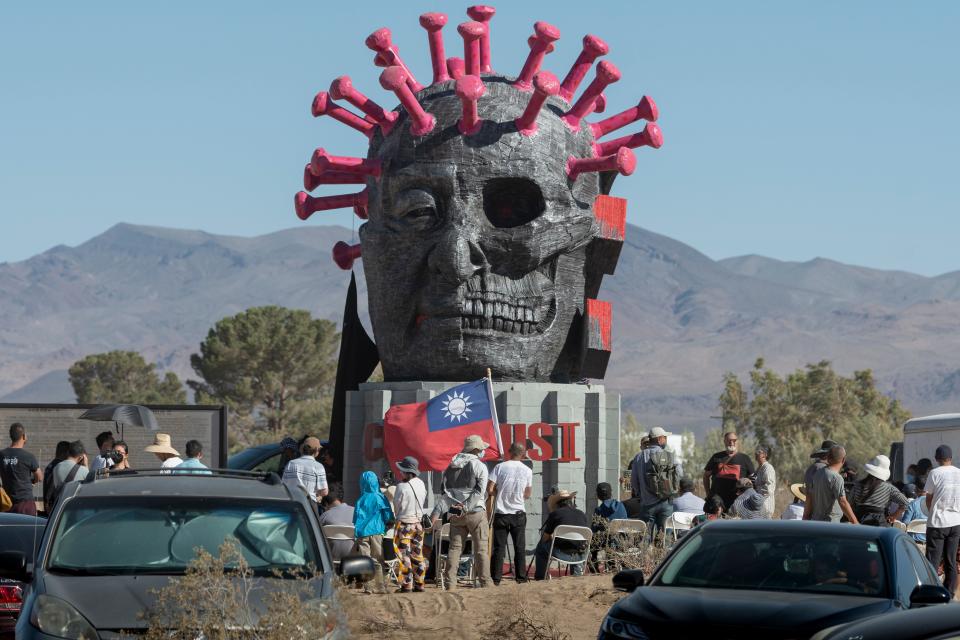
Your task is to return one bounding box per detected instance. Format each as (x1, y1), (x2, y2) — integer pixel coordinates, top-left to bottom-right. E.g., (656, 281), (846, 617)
(864, 454), (892, 482)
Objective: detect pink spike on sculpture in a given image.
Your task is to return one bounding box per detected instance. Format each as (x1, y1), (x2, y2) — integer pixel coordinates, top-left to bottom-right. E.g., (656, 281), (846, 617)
(303, 164), (367, 191)
(458, 21), (486, 77)
(295, 189), (369, 221)
(466, 5), (495, 73)
(567, 146), (636, 180)
(380, 66), (436, 136)
(311, 148), (382, 178)
(595, 122), (663, 156)
(332, 241), (362, 270)
(365, 28), (423, 93)
(514, 22), (560, 91)
(593, 93), (607, 114)
(527, 35), (555, 54)
(589, 96), (659, 139)
(447, 57), (466, 80)
(311, 91), (376, 138)
(558, 35), (609, 102)
(330, 76), (398, 135)
(515, 70), (559, 136)
(562, 60), (620, 130)
(456, 75), (485, 135)
(420, 13), (450, 84)
(373, 52), (388, 67)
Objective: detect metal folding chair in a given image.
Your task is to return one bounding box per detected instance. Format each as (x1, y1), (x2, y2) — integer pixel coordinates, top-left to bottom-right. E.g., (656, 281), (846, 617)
(433, 522), (475, 589)
(320, 524), (355, 571)
(664, 511), (696, 546)
(546, 525), (593, 579)
(602, 519), (647, 571)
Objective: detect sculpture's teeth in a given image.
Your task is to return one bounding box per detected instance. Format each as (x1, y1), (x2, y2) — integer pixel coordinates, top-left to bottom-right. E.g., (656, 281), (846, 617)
(420, 13), (450, 84)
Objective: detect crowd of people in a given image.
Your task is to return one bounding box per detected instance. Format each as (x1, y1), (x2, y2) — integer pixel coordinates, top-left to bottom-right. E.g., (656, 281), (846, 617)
(0, 422), (213, 515)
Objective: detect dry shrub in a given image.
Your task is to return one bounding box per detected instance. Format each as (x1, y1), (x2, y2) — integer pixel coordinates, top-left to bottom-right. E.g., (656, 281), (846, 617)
(140, 539), (340, 640)
(591, 516), (670, 574)
(488, 595), (571, 640)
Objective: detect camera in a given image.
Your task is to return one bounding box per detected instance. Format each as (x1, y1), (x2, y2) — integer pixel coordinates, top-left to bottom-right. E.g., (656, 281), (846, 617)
(106, 450), (124, 464)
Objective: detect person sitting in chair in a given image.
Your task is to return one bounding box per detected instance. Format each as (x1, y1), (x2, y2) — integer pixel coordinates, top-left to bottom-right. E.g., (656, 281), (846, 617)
(534, 490), (590, 579)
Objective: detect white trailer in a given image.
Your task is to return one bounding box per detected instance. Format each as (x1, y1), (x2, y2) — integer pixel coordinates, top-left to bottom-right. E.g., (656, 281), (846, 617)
(903, 413), (960, 477)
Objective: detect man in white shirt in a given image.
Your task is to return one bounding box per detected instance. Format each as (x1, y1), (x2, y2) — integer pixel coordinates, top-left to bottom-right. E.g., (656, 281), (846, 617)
(924, 445), (960, 594)
(282, 437), (329, 505)
(144, 433), (183, 473)
(487, 442), (533, 585)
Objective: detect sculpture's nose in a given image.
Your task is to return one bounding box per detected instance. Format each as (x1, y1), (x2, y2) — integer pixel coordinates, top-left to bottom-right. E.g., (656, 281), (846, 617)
(428, 229), (488, 285)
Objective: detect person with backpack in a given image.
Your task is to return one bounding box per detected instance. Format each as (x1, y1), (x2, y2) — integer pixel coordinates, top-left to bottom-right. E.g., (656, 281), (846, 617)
(703, 432), (755, 510)
(629, 427), (683, 544)
(49, 441), (89, 512)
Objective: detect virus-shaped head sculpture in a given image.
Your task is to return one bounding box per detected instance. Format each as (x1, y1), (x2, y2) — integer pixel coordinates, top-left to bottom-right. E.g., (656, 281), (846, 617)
(295, 7), (662, 383)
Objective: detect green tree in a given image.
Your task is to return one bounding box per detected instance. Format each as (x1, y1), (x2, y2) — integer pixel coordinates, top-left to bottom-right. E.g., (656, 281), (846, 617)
(718, 359), (910, 487)
(620, 413), (645, 471)
(69, 350), (186, 404)
(188, 306), (339, 446)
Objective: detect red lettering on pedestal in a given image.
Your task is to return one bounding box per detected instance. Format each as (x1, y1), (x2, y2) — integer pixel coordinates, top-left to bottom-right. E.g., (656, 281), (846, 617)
(362, 422), (384, 461)
(527, 422), (554, 461)
(557, 422), (581, 462)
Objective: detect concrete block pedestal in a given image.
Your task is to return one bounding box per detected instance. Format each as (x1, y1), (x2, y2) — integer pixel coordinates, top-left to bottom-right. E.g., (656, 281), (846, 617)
(343, 380), (621, 554)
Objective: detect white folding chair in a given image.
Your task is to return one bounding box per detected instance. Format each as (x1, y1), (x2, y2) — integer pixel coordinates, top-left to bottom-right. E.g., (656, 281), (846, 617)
(546, 525), (593, 580)
(602, 519), (647, 571)
(321, 524), (355, 571)
(892, 520), (908, 532)
(907, 519), (927, 536)
(383, 527), (401, 585)
(433, 522), (475, 589)
(664, 511), (696, 546)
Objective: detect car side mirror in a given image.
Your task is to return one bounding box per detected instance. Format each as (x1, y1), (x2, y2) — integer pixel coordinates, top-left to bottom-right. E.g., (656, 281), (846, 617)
(0, 551), (29, 583)
(612, 569), (645, 592)
(910, 584), (951, 607)
(338, 555), (376, 582)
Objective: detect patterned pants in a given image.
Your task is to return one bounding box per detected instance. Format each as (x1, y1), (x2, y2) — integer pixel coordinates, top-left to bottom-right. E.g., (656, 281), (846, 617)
(393, 522), (428, 589)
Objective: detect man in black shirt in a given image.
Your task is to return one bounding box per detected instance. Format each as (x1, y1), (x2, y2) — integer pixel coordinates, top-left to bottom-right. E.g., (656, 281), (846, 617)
(703, 432), (755, 510)
(534, 490), (590, 579)
(0, 422), (42, 516)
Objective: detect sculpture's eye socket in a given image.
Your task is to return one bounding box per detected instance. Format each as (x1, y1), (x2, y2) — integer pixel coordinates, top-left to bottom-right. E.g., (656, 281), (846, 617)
(483, 177), (545, 228)
(394, 187), (440, 229)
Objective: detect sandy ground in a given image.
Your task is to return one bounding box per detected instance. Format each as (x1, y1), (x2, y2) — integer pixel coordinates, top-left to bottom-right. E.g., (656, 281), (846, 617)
(341, 574), (623, 640)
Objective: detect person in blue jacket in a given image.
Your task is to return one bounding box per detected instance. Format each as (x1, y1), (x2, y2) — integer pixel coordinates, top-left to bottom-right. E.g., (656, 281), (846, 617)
(352, 470), (394, 592)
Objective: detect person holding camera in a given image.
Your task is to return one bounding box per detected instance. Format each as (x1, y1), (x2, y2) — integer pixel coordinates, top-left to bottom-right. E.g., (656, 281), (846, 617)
(109, 441), (136, 475)
(89, 431), (116, 473)
(49, 441), (89, 511)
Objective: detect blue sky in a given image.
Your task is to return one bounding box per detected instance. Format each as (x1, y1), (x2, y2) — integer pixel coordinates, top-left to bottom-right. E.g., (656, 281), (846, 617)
(1, 2), (957, 275)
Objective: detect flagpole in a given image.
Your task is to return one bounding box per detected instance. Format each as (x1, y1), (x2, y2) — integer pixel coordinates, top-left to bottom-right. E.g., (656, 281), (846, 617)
(485, 367), (499, 569)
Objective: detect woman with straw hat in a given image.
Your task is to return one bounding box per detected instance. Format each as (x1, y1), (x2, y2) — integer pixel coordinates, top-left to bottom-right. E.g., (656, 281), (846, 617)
(850, 454), (910, 526)
(144, 433), (183, 472)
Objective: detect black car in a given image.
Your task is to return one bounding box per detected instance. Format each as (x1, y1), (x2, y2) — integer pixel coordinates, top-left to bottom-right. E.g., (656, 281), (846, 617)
(0, 513), (46, 638)
(0, 469), (372, 639)
(599, 520), (951, 640)
(227, 440), (329, 474)
(811, 603), (960, 640)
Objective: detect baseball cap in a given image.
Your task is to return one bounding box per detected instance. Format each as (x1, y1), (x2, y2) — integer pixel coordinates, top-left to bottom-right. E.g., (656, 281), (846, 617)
(936, 445), (953, 461)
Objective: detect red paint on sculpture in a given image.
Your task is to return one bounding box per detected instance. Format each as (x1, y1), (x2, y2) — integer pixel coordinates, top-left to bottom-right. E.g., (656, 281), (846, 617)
(593, 195), (626, 242)
(586, 299), (612, 351)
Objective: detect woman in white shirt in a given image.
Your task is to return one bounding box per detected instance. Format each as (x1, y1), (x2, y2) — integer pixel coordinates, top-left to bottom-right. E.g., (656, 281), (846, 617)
(392, 456), (428, 592)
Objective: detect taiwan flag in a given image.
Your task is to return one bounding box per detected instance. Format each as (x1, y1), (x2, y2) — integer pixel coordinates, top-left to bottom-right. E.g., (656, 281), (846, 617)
(383, 379), (503, 473)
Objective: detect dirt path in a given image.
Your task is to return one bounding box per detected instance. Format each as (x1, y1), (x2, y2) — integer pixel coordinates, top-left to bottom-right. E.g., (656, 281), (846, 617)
(341, 574), (623, 639)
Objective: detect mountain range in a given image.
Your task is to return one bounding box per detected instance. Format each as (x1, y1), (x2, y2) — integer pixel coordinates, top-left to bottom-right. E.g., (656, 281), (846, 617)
(3, 222), (960, 435)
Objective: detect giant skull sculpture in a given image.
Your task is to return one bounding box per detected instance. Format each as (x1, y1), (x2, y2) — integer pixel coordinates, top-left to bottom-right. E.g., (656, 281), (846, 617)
(296, 8), (662, 383)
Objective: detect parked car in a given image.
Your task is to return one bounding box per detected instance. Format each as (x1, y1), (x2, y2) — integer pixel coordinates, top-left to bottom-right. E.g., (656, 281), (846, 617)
(812, 602), (960, 640)
(0, 513), (46, 638)
(227, 440), (329, 474)
(599, 520), (950, 640)
(0, 469), (372, 639)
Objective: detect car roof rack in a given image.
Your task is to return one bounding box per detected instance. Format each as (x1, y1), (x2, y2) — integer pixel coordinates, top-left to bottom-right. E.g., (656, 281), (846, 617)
(84, 468), (283, 485)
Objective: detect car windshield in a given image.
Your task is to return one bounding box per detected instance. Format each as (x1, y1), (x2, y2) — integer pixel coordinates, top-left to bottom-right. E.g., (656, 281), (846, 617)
(655, 529), (888, 598)
(47, 497), (319, 576)
(226, 446), (277, 470)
